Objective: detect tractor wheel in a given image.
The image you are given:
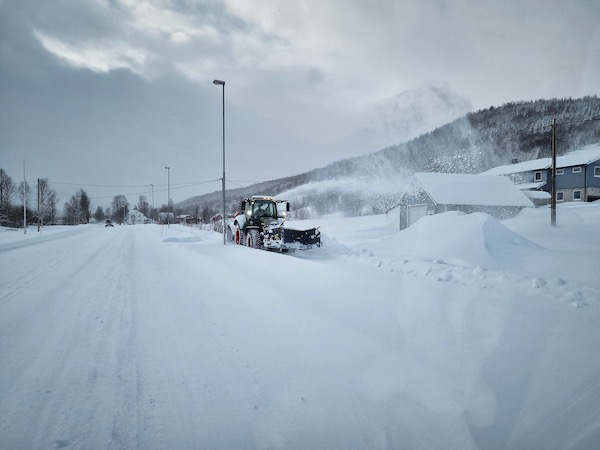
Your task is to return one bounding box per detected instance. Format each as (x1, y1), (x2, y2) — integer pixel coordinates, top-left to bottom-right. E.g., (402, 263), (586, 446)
(235, 226), (241, 245)
(246, 229), (263, 249)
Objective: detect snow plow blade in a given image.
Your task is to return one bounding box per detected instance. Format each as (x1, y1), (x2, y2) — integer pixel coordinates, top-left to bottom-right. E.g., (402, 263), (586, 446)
(283, 227), (321, 249)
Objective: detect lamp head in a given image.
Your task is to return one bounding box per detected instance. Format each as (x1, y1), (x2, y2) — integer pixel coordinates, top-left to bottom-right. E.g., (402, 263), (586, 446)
(213, 79), (225, 86)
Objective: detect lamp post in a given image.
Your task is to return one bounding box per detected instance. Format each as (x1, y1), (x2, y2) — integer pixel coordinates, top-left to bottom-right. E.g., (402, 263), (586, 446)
(23, 160), (26, 234)
(213, 79), (226, 245)
(551, 118), (557, 227)
(150, 183), (155, 222)
(164, 166), (170, 228)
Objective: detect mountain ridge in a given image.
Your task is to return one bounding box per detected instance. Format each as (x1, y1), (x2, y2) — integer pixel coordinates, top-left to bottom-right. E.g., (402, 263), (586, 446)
(178, 96), (600, 217)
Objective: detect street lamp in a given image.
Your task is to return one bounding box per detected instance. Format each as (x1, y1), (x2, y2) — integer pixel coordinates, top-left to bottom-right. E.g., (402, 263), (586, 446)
(213, 79), (226, 245)
(164, 166), (170, 228)
(150, 183), (155, 223)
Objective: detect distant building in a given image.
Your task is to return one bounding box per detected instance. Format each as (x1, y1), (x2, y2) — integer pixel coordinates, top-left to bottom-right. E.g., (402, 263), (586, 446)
(127, 209), (149, 224)
(481, 144), (600, 203)
(176, 214), (195, 224)
(158, 212), (175, 224)
(389, 172), (533, 230)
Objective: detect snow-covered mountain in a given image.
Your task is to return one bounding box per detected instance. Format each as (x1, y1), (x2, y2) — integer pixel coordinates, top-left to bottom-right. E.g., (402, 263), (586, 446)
(178, 96), (600, 217)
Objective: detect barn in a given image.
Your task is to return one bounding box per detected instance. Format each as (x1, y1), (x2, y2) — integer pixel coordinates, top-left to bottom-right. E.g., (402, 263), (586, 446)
(389, 172), (534, 230)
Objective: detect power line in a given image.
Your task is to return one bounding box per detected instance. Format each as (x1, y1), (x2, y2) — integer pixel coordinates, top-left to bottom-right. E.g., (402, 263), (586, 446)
(50, 179), (216, 188)
(86, 179), (220, 201)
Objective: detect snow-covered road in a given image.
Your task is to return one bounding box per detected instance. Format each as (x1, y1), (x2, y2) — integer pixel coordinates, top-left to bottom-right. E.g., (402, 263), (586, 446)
(1, 214), (600, 449)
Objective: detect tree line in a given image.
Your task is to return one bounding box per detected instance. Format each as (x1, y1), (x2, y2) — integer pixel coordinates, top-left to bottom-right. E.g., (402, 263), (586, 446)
(1, 166), (222, 228)
(0, 168), (57, 227)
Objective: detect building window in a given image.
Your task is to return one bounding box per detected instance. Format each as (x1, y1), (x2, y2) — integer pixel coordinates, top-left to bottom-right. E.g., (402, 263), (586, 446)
(556, 168), (564, 175)
(595, 166), (600, 177)
(556, 191), (564, 202)
(534, 171), (542, 181)
(572, 166), (582, 173)
(573, 190), (582, 201)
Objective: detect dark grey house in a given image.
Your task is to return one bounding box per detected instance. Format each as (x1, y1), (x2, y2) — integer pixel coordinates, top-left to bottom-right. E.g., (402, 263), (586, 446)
(389, 172), (533, 230)
(482, 144), (600, 203)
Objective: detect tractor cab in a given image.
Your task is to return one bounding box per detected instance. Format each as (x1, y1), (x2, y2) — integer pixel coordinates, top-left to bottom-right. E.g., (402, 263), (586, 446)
(241, 196), (289, 226)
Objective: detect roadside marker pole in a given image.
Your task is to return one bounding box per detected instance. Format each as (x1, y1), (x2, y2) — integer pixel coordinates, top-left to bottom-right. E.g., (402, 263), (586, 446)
(37, 178), (40, 232)
(23, 161), (26, 234)
(551, 118), (557, 227)
(164, 166), (171, 229)
(150, 184), (155, 222)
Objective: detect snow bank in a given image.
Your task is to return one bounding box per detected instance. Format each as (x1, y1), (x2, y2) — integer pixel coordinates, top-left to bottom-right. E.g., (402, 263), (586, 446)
(375, 211), (541, 270)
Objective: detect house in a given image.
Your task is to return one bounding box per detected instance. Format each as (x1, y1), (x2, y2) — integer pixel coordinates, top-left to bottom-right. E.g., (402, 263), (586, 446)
(389, 172), (533, 230)
(127, 209), (148, 224)
(176, 214), (195, 224)
(481, 144), (600, 203)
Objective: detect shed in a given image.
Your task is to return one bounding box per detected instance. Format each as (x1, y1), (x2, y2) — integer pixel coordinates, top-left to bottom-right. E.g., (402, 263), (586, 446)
(390, 172), (533, 230)
(176, 214), (195, 224)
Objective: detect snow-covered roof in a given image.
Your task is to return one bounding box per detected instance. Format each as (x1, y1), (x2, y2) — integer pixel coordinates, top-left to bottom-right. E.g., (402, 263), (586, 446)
(556, 144), (600, 167)
(523, 190), (551, 200)
(414, 172), (533, 207)
(516, 181), (546, 190)
(482, 158), (551, 176)
(481, 144), (600, 176)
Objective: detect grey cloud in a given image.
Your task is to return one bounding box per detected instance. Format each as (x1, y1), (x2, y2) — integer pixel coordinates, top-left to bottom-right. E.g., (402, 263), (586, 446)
(1, 0), (600, 206)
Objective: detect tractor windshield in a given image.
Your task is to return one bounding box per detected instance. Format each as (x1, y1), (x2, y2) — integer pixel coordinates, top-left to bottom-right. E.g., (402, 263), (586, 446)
(252, 200), (277, 219)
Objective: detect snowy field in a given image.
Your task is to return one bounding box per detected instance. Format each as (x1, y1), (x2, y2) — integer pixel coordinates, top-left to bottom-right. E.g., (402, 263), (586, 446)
(1, 204), (600, 449)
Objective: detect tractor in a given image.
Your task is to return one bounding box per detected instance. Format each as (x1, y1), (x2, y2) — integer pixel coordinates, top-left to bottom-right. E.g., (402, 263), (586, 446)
(227, 195), (320, 251)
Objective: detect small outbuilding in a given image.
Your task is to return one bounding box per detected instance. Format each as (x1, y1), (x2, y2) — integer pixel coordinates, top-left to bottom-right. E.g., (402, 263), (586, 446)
(176, 214), (195, 224)
(389, 172), (534, 230)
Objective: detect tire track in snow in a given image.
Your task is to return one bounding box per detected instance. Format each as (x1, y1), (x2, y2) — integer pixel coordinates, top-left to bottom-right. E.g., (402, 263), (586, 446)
(0, 226), (92, 254)
(0, 228), (137, 449)
(28, 229), (129, 449)
(0, 227), (97, 306)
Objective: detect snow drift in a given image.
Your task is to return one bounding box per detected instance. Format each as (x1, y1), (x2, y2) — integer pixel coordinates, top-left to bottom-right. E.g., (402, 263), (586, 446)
(379, 211), (542, 270)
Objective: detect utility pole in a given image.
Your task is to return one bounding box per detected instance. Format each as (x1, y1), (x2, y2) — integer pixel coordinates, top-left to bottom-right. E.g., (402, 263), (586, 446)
(213, 79), (226, 245)
(23, 161), (26, 234)
(164, 166), (170, 228)
(551, 118), (557, 227)
(37, 178), (40, 232)
(150, 183), (155, 222)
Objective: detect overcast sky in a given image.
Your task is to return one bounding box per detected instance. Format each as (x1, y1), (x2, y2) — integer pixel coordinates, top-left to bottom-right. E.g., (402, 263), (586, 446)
(1, 0), (600, 206)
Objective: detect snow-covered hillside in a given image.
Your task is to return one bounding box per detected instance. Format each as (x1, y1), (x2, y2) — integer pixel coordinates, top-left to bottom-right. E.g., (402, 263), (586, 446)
(178, 96), (600, 217)
(1, 203), (599, 449)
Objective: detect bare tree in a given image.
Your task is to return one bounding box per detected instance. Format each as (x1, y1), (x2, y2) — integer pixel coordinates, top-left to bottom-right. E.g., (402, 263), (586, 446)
(112, 195), (129, 224)
(63, 195), (81, 225)
(79, 189), (91, 223)
(136, 195), (150, 218)
(94, 206), (105, 222)
(0, 168), (15, 225)
(201, 206), (214, 223)
(38, 178), (57, 225)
